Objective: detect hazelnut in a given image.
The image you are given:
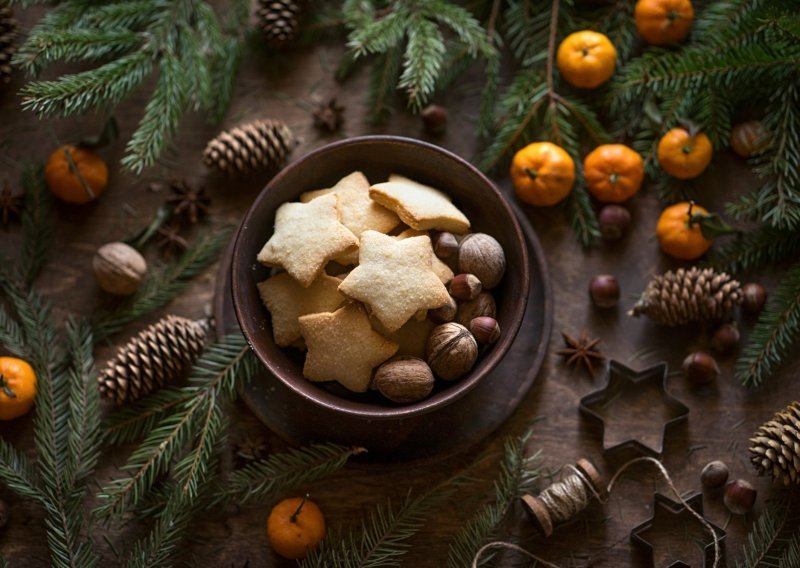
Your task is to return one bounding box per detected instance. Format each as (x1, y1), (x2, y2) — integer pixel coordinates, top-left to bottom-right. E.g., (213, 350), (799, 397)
(458, 233), (506, 289)
(434, 232), (459, 259)
(449, 273), (482, 301)
(598, 204), (631, 241)
(469, 316), (500, 344)
(710, 322), (740, 355)
(0, 498), (7, 528)
(701, 460), (729, 490)
(426, 323), (478, 381)
(742, 282), (767, 314)
(373, 357), (435, 404)
(421, 104), (448, 134)
(724, 479), (757, 514)
(589, 275), (620, 308)
(92, 242), (147, 296)
(429, 296), (457, 324)
(455, 292), (496, 326)
(682, 351), (720, 385)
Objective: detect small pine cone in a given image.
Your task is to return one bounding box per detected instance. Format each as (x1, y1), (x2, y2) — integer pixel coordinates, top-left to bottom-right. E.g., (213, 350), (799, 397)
(750, 401), (800, 485)
(98, 315), (207, 404)
(0, 1), (17, 87)
(256, 0), (302, 47)
(202, 119), (295, 175)
(628, 267), (742, 326)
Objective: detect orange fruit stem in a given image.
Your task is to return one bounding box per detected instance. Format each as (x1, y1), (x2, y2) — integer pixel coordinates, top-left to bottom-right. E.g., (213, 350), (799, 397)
(524, 167), (538, 180)
(291, 493), (309, 524)
(63, 147), (96, 200)
(0, 374), (16, 399)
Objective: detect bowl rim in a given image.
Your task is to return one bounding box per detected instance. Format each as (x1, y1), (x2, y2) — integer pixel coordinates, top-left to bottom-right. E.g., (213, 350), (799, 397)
(232, 134), (530, 420)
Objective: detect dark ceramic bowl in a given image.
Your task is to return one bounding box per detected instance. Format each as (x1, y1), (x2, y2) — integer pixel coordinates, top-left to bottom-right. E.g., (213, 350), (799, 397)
(232, 136), (529, 420)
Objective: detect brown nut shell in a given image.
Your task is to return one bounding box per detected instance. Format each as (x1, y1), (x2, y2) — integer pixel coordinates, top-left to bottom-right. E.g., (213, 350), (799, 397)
(455, 292), (496, 326)
(458, 233), (505, 289)
(449, 273), (482, 301)
(426, 323), (478, 381)
(469, 316), (501, 344)
(93, 242), (148, 296)
(429, 296), (457, 324)
(373, 357), (435, 404)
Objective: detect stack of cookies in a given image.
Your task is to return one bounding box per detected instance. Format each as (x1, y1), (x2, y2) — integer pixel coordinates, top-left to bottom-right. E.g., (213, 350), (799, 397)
(256, 171), (505, 404)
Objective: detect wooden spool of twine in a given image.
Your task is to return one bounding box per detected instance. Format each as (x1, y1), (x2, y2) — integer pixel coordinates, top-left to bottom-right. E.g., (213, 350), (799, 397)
(520, 458), (607, 537)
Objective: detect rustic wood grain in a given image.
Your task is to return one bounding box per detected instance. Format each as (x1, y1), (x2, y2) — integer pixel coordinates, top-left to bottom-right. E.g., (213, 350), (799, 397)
(0, 5), (797, 567)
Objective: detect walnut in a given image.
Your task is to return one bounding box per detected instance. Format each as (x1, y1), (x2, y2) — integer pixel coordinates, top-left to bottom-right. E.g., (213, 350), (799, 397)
(92, 242), (147, 296)
(455, 292), (496, 327)
(426, 323), (478, 381)
(458, 233), (506, 289)
(372, 357), (435, 404)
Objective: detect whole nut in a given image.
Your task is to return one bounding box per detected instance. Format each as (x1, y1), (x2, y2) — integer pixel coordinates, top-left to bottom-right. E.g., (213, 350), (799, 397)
(742, 282), (767, 314)
(710, 322), (740, 354)
(458, 233), (506, 289)
(429, 296), (457, 324)
(449, 273), (482, 301)
(589, 275), (620, 308)
(598, 204), (631, 241)
(469, 316), (501, 344)
(434, 232), (459, 259)
(682, 351), (720, 385)
(92, 242), (147, 296)
(373, 357), (435, 404)
(455, 292), (496, 326)
(701, 460), (729, 490)
(426, 323), (478, 381)
(724, 479), (757, 514)
(421, 104), (448, 134)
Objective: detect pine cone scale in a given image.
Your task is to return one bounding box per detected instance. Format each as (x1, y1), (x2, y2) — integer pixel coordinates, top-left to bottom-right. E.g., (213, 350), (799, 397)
(750, 401), (800, 485)
(203, 119), (295, 175)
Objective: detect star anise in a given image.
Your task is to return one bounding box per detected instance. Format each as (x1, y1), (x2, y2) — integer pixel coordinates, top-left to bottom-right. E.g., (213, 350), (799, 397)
(312, 97), (345, 133)
(557, 330), (604, 376)
(0, 182), (24, 226)
(233, 434), (270, 466)
(165, 178), (211, 224)
(156, 223), (189, 256)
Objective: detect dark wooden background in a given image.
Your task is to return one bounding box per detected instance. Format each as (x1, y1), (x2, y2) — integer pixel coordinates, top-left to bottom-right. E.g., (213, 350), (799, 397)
(1, 5), (798, 567)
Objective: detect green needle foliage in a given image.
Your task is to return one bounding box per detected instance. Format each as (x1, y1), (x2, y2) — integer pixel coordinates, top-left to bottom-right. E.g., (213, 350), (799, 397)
(300, 484), (457, 568)
(736, 495), (800, 568)
(19, 162), (55, 287)
(13, 0), (249, 173)
(446, 433), (542, 568)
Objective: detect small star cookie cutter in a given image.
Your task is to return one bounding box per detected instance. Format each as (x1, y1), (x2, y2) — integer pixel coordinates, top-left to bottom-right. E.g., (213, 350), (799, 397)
(579, 360), (689, 455)
(630, 492), (726, 568)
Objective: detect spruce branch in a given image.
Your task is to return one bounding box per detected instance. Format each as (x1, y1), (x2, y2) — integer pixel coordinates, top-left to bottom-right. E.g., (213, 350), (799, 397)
(20, 162), (55, 287)
(737, 261), (800, 387)
(710, 226), (800, 275)
(300, 484), (456, 568)
(92, 227), (231, 341)
(221, 444), (367, 506)
(102, 387), (194, 446)
(446, 433), (542, 568)
(736, 494), (800, 567)
(0, 439), (44, 504)
(0, 305), (26, 357)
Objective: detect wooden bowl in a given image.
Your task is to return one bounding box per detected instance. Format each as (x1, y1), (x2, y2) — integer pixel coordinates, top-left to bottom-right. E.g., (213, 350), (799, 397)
(232, 135), (529, 420)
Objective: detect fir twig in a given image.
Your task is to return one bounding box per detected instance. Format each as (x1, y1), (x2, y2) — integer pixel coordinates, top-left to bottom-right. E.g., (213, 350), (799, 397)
(19, 162), (55, 287)
(737, 261), (800, 387)
(446, 433), (542, 568)
(221, 444), (367, 506)
(92, 227), (231, 341)
(710, 226), (800, 275)
(736, 494), (800, 567)
(102, 387), (194, 446)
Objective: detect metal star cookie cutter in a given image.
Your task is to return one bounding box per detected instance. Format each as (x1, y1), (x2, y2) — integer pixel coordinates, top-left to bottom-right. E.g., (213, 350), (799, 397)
(630, 492), (726, 568)
(579, 359), (689, 455)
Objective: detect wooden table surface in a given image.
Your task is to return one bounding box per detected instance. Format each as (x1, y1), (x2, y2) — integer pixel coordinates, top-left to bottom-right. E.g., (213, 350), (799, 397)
(1, 8), (798, 567)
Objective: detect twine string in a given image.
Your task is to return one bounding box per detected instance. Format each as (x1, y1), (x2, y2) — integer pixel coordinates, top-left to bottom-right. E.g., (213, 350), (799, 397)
(470, 456), (720, 568)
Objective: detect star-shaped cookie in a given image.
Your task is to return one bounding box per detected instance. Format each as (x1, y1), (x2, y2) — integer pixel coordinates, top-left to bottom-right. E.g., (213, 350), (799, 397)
(256, 193), (358, 287)
(369, 174), (470, 234)
(338, 230), (451, 332)
(298, 303), (399, 392)
(257, 272), (345, 347)
(396, 228), (454, 284)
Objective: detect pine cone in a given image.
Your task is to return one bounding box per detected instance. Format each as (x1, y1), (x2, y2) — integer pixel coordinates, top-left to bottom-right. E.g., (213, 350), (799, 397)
(750, 401), (800, 485)
(98, 315), (207, 404)
(202, 119), (295, 175)
(256, 0), (302, 47)
(628, 267), (742, 326)
(0, 1), (17, 87)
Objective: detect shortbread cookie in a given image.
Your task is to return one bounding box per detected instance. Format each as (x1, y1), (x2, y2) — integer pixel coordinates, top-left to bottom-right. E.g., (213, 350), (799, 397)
(299, 303), (399, 392)
(257, 272), (345, 347)
(256, 193), (358, 287)
(372, 316), (435, 359)
(338, 230), (450, 332)
(369, 174), (470, 234)
(396, 228), (454, 284)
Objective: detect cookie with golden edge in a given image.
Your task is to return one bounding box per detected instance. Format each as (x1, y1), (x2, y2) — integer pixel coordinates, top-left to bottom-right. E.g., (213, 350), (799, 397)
(396, 228), (454, 284)
(256, 193), (358, 287)
(298, 303), (399, 392)
(368, 174), (470, 234)
(338, 230), (451, 332)
(257, 272), (345, 347)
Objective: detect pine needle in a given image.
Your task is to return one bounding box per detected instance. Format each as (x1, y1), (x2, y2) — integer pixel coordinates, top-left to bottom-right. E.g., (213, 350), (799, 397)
(736, 494), (800, 567)
(19, 162), (55, 287)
